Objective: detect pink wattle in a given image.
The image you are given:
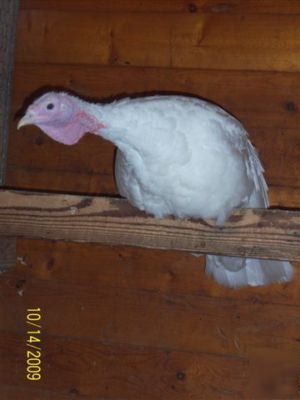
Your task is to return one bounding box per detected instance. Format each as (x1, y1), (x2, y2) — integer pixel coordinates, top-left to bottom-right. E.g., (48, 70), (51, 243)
(37, 110), (106, 145)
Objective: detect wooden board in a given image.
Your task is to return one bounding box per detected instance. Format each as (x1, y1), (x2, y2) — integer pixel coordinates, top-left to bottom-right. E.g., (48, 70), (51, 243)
(0, 385), (92, 400)
(0, 238), (299, 399)
(14, 9), (300, 72)
(1, 329), (296, 400)
(20, 0), (300, 15)
(1, 273), (299, 363)
(0, 331), (252, 399)
(11, 64), (300, 130)
(13, 238), (300, 307)
(0, 190), (299, 261)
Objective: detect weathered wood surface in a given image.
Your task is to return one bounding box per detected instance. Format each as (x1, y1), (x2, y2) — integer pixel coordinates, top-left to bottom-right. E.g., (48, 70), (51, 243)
(7, 64), (300, 206)
(0, 190), (299, 261)
(0, 0), (19, 184)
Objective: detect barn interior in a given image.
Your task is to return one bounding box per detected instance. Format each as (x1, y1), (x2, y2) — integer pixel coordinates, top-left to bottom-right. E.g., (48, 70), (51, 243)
(0, 1), (299, 399)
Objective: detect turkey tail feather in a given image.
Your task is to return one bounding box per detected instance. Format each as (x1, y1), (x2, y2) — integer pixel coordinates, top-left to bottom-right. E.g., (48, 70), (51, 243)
(206, 255), (293, 288)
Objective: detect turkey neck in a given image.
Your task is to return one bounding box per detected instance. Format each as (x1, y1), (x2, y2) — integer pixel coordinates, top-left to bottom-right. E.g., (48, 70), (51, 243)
(85, 100), (189, 166)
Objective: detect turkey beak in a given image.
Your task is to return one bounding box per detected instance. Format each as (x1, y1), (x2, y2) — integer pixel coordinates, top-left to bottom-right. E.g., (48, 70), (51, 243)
(17, 114), (34, 130)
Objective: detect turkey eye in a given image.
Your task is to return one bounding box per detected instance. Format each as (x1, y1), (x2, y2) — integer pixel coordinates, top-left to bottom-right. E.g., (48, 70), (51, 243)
(47, 103), (54, 110)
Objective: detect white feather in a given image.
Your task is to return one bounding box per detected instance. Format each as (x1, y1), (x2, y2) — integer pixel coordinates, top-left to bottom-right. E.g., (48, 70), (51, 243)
(88, 95), (293, 288)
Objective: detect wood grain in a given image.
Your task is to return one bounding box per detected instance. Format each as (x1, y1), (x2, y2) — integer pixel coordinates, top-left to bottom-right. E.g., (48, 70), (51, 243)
(0, 0), (19, 184)
(7, 64), (300, 205)
(11, 64), (300, 130)
(1, 253), (299, 399)
(1, 274), (299, 361)
(20, 0), (300, 15)
(4, 2), (300, 399)
(0, 331), (252, 399)
(13, 238), (300, 307)
(15, 9), (300, 72)
(0, 189), (299, 261)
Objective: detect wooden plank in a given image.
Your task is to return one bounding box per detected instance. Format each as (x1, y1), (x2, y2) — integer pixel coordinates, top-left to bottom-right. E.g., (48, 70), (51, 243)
(0, 0), (19, 184)
(1, 266), (299, 399)
(7, 64), (300, 206)
(0, 237), (16, 272)
(21, 0), (197, 13)
(14, 238), (300, 307)
(11, 64), (300, 131)
(15, 9), (300, 72)
(0, 331), (253, 399)
(21, 0), (207, 13)
(268, 186), (300, 209)
(5, 163), (116, 196)
(0, 189), (299, 261)
(20, 0), (300, 15)
(0, 275), (299, 361)
(0, 385), (92, 400)
(6, 164), (300, 210)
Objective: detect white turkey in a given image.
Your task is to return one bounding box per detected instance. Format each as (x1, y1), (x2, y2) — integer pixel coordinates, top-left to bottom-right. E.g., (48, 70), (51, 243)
(18, 92), (293, 288)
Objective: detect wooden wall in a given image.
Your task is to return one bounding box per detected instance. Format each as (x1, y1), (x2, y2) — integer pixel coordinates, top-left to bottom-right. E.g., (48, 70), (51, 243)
(1, 1), (300, 398)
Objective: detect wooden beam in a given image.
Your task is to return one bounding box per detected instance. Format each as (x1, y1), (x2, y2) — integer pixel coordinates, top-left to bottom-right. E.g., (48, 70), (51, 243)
(0, 189), (299, 261)
(0, 0), (19, 185)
